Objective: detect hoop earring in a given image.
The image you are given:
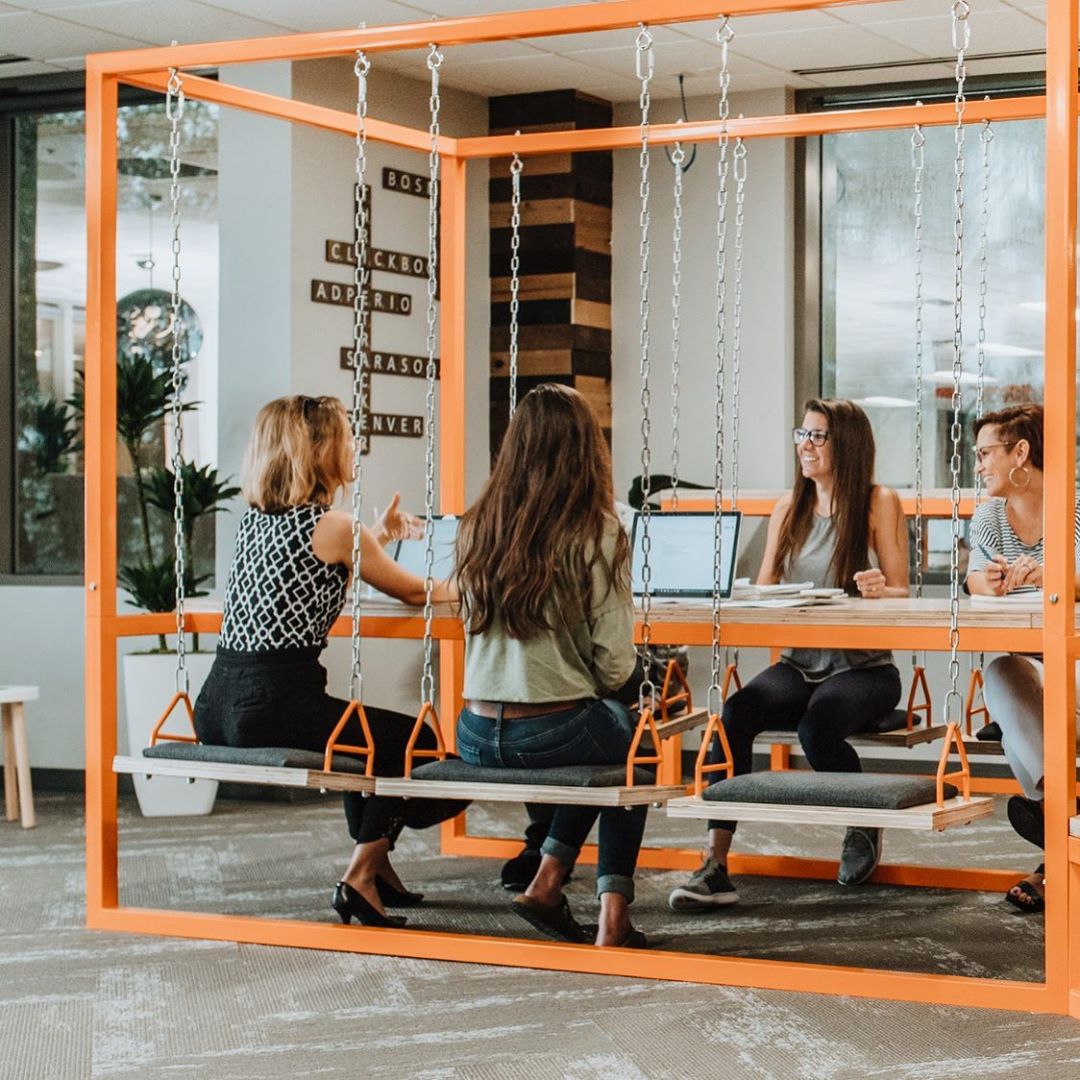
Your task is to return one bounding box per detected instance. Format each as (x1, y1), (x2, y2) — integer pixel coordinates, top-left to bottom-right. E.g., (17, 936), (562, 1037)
(1008, 465), (1031, 490)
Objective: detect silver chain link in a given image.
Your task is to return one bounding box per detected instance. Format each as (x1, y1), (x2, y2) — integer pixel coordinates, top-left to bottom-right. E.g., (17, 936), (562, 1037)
(912, 121), (925, 606)
(635, 24), (655, 705)
(349, 51), (372, 703)
(420, 44), (443, 707)
(709, 16), (734, 718)
(166, 68), (188, 695)
(670, 127), (685, 509)
(975, 114), (993, 504)
(731, 135), (746, 515)
(508, 148), (523, 418)
(945, 0), (970, 726)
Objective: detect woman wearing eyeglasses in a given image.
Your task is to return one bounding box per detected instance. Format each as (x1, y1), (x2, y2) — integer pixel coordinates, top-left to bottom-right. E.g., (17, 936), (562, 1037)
(669, 398), (908, 912)
(965, 403), (1080, 914)
(194, 395), (466, 929)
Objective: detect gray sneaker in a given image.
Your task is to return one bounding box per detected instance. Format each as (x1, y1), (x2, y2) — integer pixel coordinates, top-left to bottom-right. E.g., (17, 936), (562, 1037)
(837, 827), (882, 886)
(668, 858), (740, 911)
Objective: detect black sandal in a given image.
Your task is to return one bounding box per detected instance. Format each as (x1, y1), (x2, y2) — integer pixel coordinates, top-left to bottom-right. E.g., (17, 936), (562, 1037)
(511, 893), (588, 943)
(1005, 864), (1045, 915)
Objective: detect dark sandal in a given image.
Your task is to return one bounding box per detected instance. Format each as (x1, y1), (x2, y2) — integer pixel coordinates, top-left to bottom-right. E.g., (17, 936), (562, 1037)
(582, 924), (648, 949)
(1005, 878), (1045, 914)
(511, 894), (588, 943)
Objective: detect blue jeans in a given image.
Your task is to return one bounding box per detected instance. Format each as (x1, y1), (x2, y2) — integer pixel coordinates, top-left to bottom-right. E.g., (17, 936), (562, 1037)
(456, 699), (648, 902)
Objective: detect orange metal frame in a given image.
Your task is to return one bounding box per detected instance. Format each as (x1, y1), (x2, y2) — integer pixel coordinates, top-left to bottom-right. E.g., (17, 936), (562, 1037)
(83, 0), (1078, 1016)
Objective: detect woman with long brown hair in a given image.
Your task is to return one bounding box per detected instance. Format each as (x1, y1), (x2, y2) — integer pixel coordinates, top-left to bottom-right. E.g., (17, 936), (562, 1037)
(194, 395), (465, 930)
(454, 383), (645, 949)
(669, 398), (909, 912)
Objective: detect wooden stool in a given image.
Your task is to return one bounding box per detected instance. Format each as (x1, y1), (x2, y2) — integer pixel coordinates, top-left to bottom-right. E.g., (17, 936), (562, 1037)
(1, 686), (38, 829)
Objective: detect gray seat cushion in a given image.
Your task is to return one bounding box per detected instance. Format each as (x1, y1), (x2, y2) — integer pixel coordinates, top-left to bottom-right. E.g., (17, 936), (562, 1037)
(701, 770), (957, 809)
(142, 743), (369, 774)
(412, 759), (656, 787)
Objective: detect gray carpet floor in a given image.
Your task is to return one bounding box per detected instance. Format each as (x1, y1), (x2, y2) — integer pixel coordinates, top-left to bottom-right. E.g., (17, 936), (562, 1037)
(4, 792), (1080, 1079)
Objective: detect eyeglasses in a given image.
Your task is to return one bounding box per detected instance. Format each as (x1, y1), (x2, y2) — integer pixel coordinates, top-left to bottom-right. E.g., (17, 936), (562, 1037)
(973, 441), (1015, 463)
(792, 427), (830, 447)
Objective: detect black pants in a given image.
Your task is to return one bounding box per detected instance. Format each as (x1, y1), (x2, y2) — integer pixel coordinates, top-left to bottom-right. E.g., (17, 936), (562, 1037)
(706, 660), (902, 832)
(194, 647), (467, 845)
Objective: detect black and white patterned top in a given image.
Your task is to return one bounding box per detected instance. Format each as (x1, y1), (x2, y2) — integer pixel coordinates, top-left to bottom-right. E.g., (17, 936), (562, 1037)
(967, 496), (1080, 574)
(219, 505), (348, 652)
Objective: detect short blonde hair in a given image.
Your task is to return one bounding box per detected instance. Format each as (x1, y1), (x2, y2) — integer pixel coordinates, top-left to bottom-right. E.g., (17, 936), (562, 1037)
(241, 395), (352, 511)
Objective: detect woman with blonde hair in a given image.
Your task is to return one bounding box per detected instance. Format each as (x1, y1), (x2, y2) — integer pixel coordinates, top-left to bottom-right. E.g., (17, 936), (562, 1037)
(195, 395), (465, 928)
(454, 383), (645, 949)
(669, 398), (909, 911)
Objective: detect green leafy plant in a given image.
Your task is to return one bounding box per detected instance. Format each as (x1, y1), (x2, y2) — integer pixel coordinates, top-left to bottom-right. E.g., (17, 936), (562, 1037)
(18, 396), (81, 475)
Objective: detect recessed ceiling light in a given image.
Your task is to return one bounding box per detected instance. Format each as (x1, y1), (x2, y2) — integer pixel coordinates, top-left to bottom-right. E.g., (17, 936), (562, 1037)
(927, 370), (1001, 386)
(979, 342), (1042, 357)
(1020, 301), (1080, 318)
(856, 396), (917, 408)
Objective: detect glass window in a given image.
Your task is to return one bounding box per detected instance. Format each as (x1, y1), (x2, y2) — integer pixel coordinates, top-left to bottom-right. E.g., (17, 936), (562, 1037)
(820, 117), (1047, 492)
(12, 100), (219, 577)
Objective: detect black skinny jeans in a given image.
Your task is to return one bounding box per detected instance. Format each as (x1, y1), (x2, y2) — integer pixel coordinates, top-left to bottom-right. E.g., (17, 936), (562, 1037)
(706, 660), (902, 832)
(194, 647), (467, 845)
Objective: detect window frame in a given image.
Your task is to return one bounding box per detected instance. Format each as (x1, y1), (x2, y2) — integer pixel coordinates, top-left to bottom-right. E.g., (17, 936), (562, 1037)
(0, 75), (181, 584)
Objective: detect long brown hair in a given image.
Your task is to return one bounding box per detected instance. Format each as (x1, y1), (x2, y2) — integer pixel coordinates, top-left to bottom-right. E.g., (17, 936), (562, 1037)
(773, 398), (875, 596)
(241, 395), (352, 512)
(456, 383), (629, 638)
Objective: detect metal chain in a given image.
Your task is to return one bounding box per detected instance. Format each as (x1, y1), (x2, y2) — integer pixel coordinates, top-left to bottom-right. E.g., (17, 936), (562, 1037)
(635, 24), (655, 705)
(166, 68), (188, 695)
(912, 121), (925, 605)
(709, 16), (734, 718)
(945, 0), (970, 726)
(669, 126), (685, 509)
(974, 115), (993, 504)
(508, 148), (523, 418)
(420, 44), (443, 708)
(348, 50), (372, 703)
(731, 135), (746, 515)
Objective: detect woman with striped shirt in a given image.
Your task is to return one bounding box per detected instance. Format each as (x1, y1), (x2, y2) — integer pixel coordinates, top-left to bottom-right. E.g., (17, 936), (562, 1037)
(966, 403), (1080, 913)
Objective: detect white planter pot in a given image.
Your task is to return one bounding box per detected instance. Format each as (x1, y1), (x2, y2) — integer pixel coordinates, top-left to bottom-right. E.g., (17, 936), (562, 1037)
(123, 651), (218, 817)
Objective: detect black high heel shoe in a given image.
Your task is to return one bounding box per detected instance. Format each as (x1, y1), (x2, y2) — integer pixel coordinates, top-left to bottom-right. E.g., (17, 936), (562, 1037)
(376, 876), (424, 908)
(332, 882), (407, 928)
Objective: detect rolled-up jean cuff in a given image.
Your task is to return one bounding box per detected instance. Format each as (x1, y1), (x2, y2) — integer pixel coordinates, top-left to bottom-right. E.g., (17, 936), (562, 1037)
(596, 874), (635, 903)
(540, 836), (580, 867)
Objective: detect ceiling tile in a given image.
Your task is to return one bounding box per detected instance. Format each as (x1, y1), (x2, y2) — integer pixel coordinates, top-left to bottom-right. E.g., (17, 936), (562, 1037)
(0, 57), (65, 75)
(440, 40), (547, 63)
(529, 24), (688, 54)
(197, 0), (429, 32)
(830, 0), (1008, 24)
(855, 10), (1046, 57)
(727, 24), (924, 72)
(400, 0), (571, 13)
(964, 51), (1045, 75)
(0, 10), (151, 58)
(50, 0), (289, 45)
(805, 61), (956, 86)
(675, 9), (843, 39)
(1007, 0), (1046, 22)
(0, 2), (20, 12)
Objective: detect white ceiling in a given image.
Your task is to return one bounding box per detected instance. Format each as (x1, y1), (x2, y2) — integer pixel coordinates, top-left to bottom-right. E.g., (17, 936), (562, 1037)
(0, 0), (1050, 100)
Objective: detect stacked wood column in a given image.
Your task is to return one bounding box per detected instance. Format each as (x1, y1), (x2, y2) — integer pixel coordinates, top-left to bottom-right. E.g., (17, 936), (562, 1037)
(489, 91), (613, 460)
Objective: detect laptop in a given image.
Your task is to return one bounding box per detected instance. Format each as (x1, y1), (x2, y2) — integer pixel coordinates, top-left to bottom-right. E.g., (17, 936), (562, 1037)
(630, 510), (741, 599)
(393, 514), (459, 581)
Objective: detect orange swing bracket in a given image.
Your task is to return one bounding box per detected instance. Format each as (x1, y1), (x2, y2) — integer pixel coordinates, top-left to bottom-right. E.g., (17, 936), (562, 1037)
(693, 710), (734, 797)
(403, 701), (448, 777)
(625, 701), (664, 788)
(964, 667), (990, 736)
(148, 691), (197, 746)
(935, 721), (973, 807)
(323, 700), (377, 776)
(905, 665), (932, 732)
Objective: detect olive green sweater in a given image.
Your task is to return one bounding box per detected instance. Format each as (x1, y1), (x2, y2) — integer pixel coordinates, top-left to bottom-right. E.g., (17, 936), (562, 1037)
(461, 518), (636, 704)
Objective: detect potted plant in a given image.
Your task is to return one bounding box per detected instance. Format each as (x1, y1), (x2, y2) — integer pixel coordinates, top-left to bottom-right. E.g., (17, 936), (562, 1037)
(72, 295), (238, 815)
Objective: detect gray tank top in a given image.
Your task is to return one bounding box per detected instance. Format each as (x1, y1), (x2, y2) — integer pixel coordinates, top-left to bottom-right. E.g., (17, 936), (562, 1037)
(780, 513), (894, 682)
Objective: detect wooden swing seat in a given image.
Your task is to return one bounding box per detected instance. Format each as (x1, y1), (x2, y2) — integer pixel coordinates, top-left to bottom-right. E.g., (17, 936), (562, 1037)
(376, 760), (684, 806)
(667, 770), (994, 831)
(113, 743), (376, 793)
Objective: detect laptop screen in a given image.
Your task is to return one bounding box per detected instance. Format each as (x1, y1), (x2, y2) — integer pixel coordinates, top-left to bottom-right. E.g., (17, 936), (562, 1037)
(394, 515), (459, 582)
(630, 510), (741, 598)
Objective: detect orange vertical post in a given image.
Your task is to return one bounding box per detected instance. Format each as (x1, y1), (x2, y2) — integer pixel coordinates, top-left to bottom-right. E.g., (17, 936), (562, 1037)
(439, 154), (468, 849)
(1043, 0), (1079, 1017)
(84, 63), (121, 916)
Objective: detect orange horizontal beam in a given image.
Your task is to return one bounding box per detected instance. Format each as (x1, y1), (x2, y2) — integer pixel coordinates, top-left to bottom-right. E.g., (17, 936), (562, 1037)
(88, 905), (1054, 1013)
(102, 612), (466, 641)
(88, 0), (895, 76)
(123, 70), (453, 154)
(666, 493), (980, 518)
(460, 94), (1047, 159)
